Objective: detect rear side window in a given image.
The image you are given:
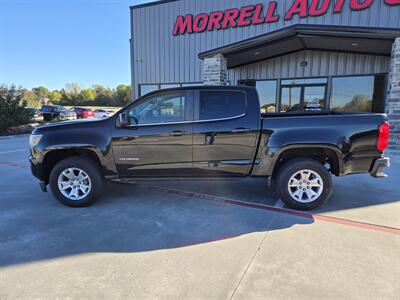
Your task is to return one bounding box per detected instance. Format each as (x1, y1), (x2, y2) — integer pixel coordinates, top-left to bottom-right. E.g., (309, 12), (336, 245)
(199, 91), (246, 121)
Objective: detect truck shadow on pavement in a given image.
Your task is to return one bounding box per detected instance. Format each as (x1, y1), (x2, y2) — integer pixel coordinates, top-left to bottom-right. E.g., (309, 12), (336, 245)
(0, 180), (314, 268)
(0, 159), (399, 268)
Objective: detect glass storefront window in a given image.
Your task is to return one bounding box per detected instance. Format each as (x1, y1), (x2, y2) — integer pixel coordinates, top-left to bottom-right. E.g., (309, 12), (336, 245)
(281, 78), (327, 85)
(181, 83), (202, 87)
(160, 84), (181, 89)
(331, 76), (374, 112)
(280, 87), (302, 112)
(140, 85), (159, 97)
(256, 80), (277, 113)
(303, 86), (325, 112)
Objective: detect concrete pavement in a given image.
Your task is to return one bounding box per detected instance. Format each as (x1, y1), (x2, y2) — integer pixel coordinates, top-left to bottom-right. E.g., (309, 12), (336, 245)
(0, 135), (399, 299)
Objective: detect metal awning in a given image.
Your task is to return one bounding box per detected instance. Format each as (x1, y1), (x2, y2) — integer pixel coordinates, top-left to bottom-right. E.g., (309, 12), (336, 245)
(198, 25), (400, 69)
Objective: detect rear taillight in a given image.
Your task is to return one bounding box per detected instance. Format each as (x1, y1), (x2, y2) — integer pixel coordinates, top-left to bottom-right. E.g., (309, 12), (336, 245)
(84, 111), (94, 118)
(377, 121), (390, 151)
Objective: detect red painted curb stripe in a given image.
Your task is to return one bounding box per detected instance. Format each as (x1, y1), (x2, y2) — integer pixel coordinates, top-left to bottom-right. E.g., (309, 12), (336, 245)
(146, 186), (400, 236)
(0, 162), (29, 169)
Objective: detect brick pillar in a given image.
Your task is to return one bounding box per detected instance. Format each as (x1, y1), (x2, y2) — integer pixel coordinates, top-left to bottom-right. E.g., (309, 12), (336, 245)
(387, 37), (400, 158)
(203, 54), (227, 86)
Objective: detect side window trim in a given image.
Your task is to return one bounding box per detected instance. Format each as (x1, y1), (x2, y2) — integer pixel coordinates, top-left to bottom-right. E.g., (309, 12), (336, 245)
(193, 90), (248, 122)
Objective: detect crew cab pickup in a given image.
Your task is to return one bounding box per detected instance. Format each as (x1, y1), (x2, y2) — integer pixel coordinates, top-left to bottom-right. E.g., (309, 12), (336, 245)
(29, 86), (390, 210)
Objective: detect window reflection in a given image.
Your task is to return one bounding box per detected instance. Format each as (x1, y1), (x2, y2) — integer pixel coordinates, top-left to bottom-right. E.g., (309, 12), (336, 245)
(331, 76), (375, 112)
(256, 80), (277, 113)
(280, 87), (301, 112)
(140, 85), (159, 97)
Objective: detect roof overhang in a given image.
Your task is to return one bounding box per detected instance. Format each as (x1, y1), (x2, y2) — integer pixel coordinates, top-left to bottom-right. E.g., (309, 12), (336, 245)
(198, 25), (400, 69)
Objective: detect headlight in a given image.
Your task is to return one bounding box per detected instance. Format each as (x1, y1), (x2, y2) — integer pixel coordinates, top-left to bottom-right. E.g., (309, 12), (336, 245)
(29, 134), (43, 148)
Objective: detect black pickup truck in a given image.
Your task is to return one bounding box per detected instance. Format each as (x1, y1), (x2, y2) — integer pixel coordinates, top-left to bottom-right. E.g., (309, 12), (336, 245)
(29, 86), (390, 210)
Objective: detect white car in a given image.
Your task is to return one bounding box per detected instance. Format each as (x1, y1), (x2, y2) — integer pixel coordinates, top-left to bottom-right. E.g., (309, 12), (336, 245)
(94, 109), (114, 118)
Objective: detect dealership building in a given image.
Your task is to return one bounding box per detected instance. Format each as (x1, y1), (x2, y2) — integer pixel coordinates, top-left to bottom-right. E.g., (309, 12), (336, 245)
(130, 0), (400, 155)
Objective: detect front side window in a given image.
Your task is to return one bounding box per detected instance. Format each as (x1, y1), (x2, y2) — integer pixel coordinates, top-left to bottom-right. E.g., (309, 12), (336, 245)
(331, 76), (375, 112)
(129, 93), (186, 125)
(199, 91), (246, 121)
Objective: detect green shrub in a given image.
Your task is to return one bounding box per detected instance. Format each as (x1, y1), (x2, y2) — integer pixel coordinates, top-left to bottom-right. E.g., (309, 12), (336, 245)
(0, 85), (33, 134)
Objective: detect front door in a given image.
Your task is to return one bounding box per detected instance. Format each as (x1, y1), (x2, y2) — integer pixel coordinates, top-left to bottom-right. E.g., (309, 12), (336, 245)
(280, 79), (327, 112)
(112, 90), (194, 177)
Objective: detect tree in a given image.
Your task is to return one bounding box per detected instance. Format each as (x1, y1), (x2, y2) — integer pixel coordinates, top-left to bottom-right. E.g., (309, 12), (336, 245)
(22, 89), (40, 108)
(48, 90), (62, 103)
(32, 86), (50, 104)
(80, 89), (96, 103)
(0, 85), (32, 133)
(114, 84), (132, 106)
(93, 84), (113, 106)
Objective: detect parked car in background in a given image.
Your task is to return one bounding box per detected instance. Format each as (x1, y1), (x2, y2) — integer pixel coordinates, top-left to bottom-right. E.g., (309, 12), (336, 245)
(94, 109), (114, 118)
(38, 105), (77, 122)
(69, 107), (95, 119)
(25, 107), (44, 122)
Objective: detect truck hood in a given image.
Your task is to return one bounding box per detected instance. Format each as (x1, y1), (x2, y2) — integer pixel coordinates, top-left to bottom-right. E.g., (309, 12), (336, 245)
(32, 118), (110, 133)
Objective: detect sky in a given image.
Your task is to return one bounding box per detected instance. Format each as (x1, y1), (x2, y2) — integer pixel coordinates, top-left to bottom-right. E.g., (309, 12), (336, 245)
(0, 0), (156, 90)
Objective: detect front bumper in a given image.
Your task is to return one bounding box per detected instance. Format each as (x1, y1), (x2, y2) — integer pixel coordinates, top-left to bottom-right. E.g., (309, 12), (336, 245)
(370, 157), (390, 178)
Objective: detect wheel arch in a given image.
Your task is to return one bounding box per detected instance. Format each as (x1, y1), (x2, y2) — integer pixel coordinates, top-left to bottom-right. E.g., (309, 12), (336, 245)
(42, 147), (104, 184)
(270, 144), (343, 179)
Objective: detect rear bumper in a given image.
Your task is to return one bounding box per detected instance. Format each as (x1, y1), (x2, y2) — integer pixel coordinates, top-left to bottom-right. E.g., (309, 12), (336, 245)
(370, 157), (390, 178)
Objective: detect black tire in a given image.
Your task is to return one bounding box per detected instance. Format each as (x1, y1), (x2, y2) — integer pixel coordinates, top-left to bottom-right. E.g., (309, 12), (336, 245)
(49, 157), (103, 207)
(276, 158), (333, 211)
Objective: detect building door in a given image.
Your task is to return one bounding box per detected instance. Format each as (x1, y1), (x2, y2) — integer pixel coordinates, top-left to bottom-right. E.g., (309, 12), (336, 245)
(280, 79), (327, 112)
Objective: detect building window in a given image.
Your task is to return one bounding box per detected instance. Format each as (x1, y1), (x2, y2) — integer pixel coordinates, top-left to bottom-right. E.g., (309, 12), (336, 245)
(330, 75), (385, 113)
(160, 84), (181, 89)
(181, 83), (201, 87)
(199, 91), (246, 120)
(281, 86), (302, 112)
(256, 80), (277, 113)
(140, 83), (202, 97)
(140, 85), (159, 97)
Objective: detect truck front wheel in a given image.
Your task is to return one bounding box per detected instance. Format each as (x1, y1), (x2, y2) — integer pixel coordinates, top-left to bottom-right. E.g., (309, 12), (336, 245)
(49, 157), (103, 207)
(276, 158), (333, 211)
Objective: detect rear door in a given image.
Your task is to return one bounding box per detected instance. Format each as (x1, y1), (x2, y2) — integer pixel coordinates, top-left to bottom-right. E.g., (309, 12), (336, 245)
(192, 89), (260, 176)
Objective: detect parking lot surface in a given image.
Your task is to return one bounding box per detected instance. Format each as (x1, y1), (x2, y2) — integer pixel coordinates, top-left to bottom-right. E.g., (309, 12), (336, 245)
(0, 135), (399, 299)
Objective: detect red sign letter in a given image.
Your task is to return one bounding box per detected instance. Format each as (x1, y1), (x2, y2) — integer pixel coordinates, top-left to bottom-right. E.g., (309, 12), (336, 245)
(207, 11), (224, 31)
(350, 0), (373, 10)
(309, 0), (331, 16)
(172, 15), (193, 36)
(285, 0), (308, 20)
(222, 9), (240, 29)
(333, 0), (345, 13)
(238, 5), (255, 26)
(193, 13), (209, 33)
(252, 4), (265, 24)
(384, 0), (400, 5)
(266, 1), (279, 23)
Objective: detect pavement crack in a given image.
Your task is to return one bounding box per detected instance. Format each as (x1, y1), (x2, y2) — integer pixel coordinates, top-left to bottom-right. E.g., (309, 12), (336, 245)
(229, 213), (278, 300)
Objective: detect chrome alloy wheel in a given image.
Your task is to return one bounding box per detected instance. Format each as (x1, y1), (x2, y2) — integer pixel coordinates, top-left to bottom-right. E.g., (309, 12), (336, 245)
(57, 168), (92, 201)
(288, 169), (324, 203)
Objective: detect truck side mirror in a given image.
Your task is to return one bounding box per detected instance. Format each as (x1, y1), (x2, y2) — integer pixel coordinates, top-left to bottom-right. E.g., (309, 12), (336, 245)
(118, 112), (130, 128)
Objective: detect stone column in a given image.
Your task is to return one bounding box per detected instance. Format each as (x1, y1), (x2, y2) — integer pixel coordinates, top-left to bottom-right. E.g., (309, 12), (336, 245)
(203, 54), (227, 86)
(387, 37), (400, 158)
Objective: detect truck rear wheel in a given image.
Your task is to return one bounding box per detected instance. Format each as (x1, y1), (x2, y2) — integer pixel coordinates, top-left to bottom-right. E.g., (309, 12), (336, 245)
(276, 158), (332, 211)
(49, 157), (103, 207)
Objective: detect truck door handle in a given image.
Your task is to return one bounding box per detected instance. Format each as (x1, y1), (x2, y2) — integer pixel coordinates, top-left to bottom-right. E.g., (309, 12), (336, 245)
(167, 131), (188, 137)
(231, 128), (251, 134)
